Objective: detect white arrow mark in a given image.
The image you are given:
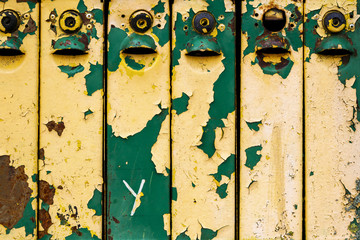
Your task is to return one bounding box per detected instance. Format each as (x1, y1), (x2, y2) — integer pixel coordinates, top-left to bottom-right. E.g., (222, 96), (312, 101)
(123, 179), (145, 216)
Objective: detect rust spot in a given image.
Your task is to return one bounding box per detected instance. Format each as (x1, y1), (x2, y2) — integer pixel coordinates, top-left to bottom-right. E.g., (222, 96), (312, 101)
(39, 180), (55, 205)
(80, 12), (90, 25)
(71, 226), (83, 236)
(0, 155), (32, 229)
(293, 6), (302, 22)
(46, 120), (65, 136)
(228, 16), (235, 35)
(39, 209), (52, 239)
(58, 185), (63, 189)
(256, 53), (271, 68)
(39, 148), (45, 160)
(275, 57), (290, 70)
(108, 228), (112, 235)
(78, 34), (89, 50)
(23, 17), (36, 34)
(112, 216), (119, 223)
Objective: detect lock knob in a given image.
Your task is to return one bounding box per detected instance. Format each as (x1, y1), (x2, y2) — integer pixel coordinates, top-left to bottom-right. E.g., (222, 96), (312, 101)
(323, 10), (346, 33)
(129, 10), (153, 33)
(0, 10), (20, 33)
(263, 8), (286, 32)
(193, 11), (216, 34)
(59, 10), (83, 34)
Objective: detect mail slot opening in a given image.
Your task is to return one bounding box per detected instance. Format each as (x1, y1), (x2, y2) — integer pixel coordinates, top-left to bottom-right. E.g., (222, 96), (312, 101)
(0, 48), (23, 56)
(122, 47), (156, 54)
(53, 49), (87, 56)
(317, 49), (352, 56)
(186, 50), (220, 57)
(257, 47), (289, 54)
(263, 8), (286, 32)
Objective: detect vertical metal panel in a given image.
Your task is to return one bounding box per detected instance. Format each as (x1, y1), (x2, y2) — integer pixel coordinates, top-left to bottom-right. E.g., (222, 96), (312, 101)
(0, 1), (39, 239)
(305, 1), (360, 238)
(39, 0), (103, 238)
(106, 1), (170, 239)
(240, 0), (303, 239)
(171, 1), (235, 239)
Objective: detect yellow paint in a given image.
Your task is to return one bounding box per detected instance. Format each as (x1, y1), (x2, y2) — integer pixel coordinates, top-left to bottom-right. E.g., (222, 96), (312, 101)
(305, 1), (360, 239)
(39, 0), (103, 238)
(172, 0), (235, 239)
(0, 0), (38, 239)
(240, 1), (303, 239)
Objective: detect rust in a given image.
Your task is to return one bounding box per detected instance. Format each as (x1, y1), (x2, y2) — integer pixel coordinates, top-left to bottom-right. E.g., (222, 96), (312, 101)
(228, 16), (235, 35)
(108, 228), (112, 235)
(39, 209), (52, 239)
(112, 216), (119, 223)
(315, 38), (322, 50)
(275, 57), (290, 70)
(39, 148), (45, 160)
(58, 185), (63, 189)
(293, 6), (301, 22)
(257, 34), (289, 50)
(78, 34), (89, 50)
(71, 226), (83, 236)
(80, 13), (90, 25)
(256, 53), (271, 68)
(45, 120), (65, 136)
(39, 180), (55, 205)
(0, 155), (32, 229)
(23, 17), (36, 34)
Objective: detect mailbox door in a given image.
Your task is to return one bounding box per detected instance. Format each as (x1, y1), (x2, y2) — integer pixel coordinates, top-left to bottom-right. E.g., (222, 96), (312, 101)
(106, 0), (171, 239)
(305, 1), (360, 238)
(171, 1), (236, 239)
(39, 0), (104, 238)
(240, 0), (303, 239)
(0, 1), (39, 239)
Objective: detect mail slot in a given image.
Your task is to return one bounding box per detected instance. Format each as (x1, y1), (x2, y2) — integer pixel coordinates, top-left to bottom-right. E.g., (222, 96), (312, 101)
(0, 0), (39, 239)
(39, 0), (104, 239)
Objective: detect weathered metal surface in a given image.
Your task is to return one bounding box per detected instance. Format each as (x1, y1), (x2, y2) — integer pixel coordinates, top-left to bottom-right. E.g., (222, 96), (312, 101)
(106, 0), (170, 239)
(305, 1), (360, 238)
(0, 0), (39, 239)
(171, 0), (235, 239)
(39, 0), (103, 239)
(240, 0), (303, 239)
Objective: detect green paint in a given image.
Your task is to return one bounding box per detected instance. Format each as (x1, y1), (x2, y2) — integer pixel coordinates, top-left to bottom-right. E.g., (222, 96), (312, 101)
(124, 56), (145, 70)
(251, 56), (295, 79)
(120, 33), (157, 52)
(85, 62), (103, 96)
(200, 227), (218, 240)
(152, 0), (165, 14)
(39, 235), (52, 240)
(84, 109), (93, 119)
(172, 187), (178, 201)
(6, 197), (36, 236)
(152, 14), (170, 47)
(46, 171), (51, 175)
(186, 35), (221, 55)
(176, 231), (191, 240)
(345, 179), (360, 239)
(211, 154), (235, 182)
(87, 189), (102, 216)
(91, 9), (103, 25)
(58, 65), (84, 78)
(173, 93), (190, 115)
(246, 121), (262, 131)
(27, 2), (36, 11)
(107, 108), (170, 239)
(216, 184), (228, 199)
(77, 0), (87, 13)
(192, 182), (195, 187)
(244, 145), (263, 170)
(65, 228), (101, 240)
(53, 35), (87, 51)
(41, 202), (49, 211)
(31, 174), (38, 182)
(108, 27), (127, 72)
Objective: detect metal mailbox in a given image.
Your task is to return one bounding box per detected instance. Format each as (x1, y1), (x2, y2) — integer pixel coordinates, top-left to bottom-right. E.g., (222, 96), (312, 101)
(39, 0), (104, 239)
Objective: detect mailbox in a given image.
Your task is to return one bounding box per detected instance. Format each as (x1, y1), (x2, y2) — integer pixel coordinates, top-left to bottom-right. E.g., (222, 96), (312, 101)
(0, 0), (39, 239)
(171, 0), (235, 239)
(106, 0), (171, 239)
(39, 0), (104, 239)
(305, 1), (360, 238)
(240, 0), (303, 239)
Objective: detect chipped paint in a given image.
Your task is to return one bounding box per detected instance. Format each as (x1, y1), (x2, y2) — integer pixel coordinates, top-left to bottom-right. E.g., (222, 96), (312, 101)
(107, 0), (170, 239)
(172, 0), (235, 239)
(305, 1), (360, 238)
(39, 0), (103, 239)
(240, 0), (303, 239)
(0, 0), (38, 238)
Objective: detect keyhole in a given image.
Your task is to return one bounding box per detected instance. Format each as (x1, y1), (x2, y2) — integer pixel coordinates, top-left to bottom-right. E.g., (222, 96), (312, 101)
(2, 16), (10, 26)
(200, 18), (209, 26)
(65, 17), (75, 27)
(137, 19), (146, 28)
(332, 17), (340, 26)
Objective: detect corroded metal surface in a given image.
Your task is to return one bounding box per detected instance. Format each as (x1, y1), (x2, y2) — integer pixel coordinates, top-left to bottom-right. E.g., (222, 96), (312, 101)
(39, 0), (103, 239)
(0, 0), (39, 239)
(171, 0), (235, 239)
(305, 1), (360, 239)
(106, 0), (171, 239)
(240, 0), (303, 239)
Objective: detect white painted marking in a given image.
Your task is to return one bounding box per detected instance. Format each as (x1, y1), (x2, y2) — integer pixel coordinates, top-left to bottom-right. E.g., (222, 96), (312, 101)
(123, 179), (145, 216)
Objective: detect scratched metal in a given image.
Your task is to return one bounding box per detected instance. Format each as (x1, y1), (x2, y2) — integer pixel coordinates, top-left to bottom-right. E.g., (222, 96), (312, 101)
(0, 0), (38, 239)
(106, 0), (170, 239)
(39, 0), (103, 239)
(171, 0), (235, 239)
(240, 0), (303, 239)
(305, 1), (360, 239)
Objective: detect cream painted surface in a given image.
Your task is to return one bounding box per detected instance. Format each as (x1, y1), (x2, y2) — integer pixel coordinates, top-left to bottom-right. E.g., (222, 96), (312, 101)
(172, 1), (235, 239)
(305, 1), (360, 239)
(107, 0), (170, 139)
(0, 1), (38, 239)
(39, 1), (103, 238)
(240, 1), (303, 239)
